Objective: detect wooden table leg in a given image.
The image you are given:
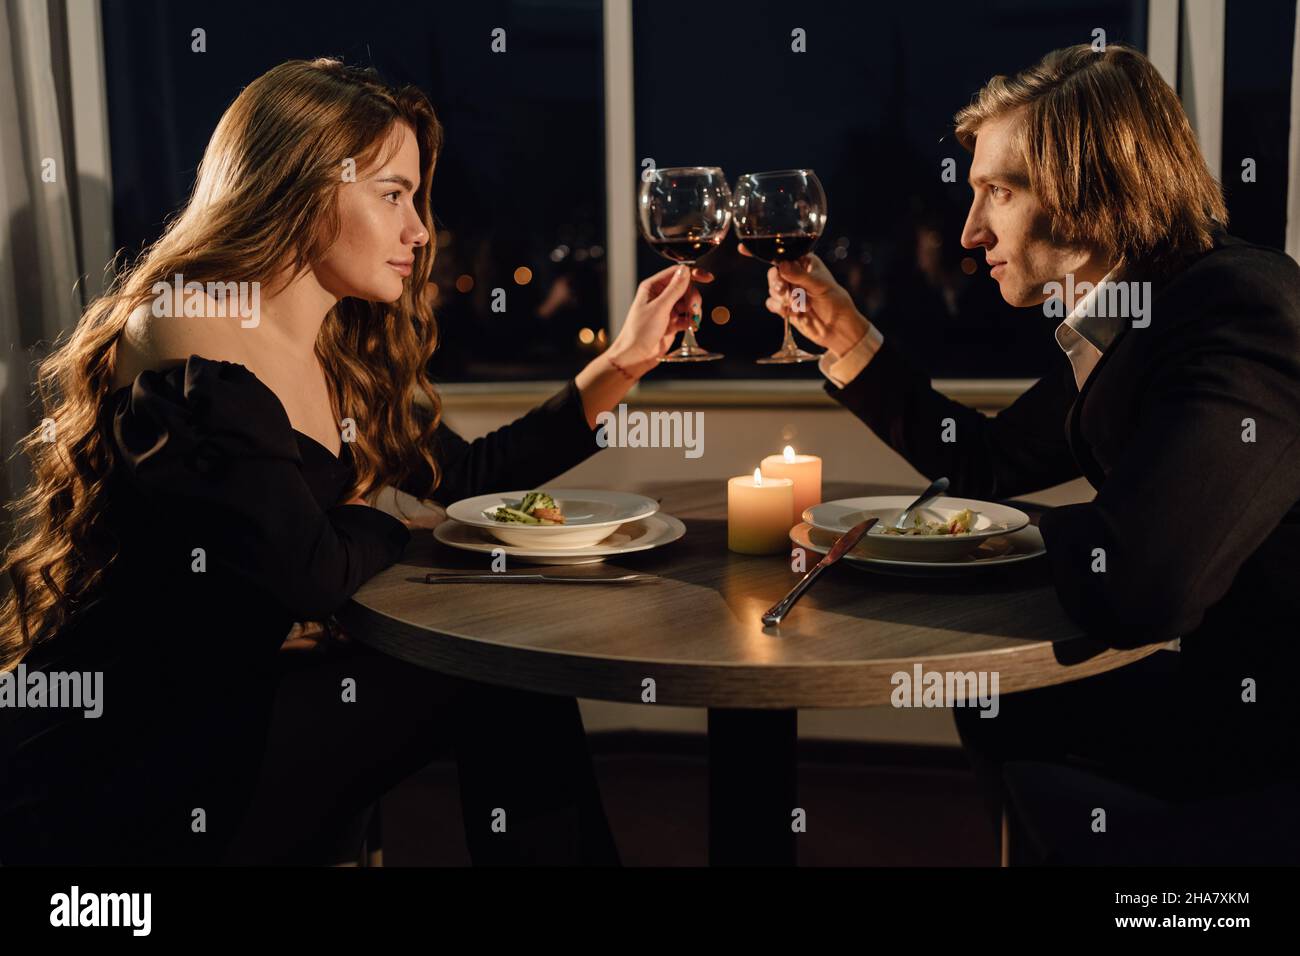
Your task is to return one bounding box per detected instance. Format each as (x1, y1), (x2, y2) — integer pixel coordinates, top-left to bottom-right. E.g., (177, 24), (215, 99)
(707, 708), (798, 866)
(1000, 805), (1011, 867)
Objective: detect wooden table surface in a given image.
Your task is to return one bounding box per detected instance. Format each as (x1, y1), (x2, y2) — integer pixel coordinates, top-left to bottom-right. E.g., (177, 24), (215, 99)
(338, 480), (1159, 708)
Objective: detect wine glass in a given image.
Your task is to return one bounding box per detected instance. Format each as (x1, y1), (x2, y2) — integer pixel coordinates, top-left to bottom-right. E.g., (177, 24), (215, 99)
(637, 166), (732, 362)
(732, 169), (827, 364)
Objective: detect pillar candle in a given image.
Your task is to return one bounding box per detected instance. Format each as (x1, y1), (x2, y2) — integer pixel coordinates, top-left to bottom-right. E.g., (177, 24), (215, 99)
(760, 446), (822, 526)
(728, 468), (795, 555)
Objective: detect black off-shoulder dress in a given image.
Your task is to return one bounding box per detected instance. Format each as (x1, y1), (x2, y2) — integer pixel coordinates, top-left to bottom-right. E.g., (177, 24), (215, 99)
(0, 354), (616, 864)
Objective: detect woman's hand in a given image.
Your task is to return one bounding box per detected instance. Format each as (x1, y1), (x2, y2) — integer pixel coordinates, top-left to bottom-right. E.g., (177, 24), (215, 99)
(340, 490), (446, 531)
(606, 263), (715, 370)
(280, 619), (349, 652)
(395, 500), (449, 531)
(738, 246), (870, 357)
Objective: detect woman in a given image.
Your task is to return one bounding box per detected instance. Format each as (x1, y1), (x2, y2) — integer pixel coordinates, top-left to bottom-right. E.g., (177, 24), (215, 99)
(0, 58), (707, 865)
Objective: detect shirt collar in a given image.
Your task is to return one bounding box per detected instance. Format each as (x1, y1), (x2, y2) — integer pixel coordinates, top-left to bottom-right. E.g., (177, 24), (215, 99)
(1057, 265), (1125, 352)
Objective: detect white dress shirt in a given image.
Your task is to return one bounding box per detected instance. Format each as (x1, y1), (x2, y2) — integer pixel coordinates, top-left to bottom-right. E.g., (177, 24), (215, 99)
(1050, 267), (1124, 392)
(818, 267), (1124, 392)
(817, 322), (884, 387)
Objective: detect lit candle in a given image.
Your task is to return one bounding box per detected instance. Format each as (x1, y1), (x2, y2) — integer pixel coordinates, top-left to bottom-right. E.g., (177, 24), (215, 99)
(728, 467), (795, 555)
(760, 445), (823, 526)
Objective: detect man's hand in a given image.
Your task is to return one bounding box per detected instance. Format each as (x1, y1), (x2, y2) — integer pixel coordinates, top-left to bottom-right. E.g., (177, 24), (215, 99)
(739, 246), (871, 357)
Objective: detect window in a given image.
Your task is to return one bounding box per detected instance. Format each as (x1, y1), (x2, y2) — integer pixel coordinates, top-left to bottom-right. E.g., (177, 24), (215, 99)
(1222, 0), (1296, 250)
(101, 0), (607, 383)
(104, 0), (1294, 388)
(632, 0), (1150, 381)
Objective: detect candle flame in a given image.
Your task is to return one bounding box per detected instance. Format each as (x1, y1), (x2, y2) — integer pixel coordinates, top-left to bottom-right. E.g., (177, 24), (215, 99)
(783, 445), (796, 462)
(753, 467), (762, 484)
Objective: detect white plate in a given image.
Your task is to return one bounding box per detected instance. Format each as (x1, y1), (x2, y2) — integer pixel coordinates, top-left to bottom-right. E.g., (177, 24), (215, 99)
(790, 521), (1045, 576)
(445, 489), (660, 549)
(433, 513), (686, 565)
(803, 495), (1031, 560)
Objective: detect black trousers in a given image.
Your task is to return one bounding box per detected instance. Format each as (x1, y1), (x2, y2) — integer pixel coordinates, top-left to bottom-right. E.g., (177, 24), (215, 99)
(220, 639), (620, 866)
(952, 648), (1295, 857)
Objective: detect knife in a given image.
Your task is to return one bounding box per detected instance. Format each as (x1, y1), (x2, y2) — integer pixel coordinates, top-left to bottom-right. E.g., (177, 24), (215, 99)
(423, 571), (648, 584)
(760, 517), (878, 626)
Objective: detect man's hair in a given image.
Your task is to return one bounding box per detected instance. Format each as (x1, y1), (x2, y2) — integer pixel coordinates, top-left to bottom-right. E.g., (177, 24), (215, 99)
(954, 43), (1227, 275)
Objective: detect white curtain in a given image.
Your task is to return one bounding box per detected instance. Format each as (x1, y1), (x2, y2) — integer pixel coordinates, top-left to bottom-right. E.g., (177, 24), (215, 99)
(0, 0), (98, 546)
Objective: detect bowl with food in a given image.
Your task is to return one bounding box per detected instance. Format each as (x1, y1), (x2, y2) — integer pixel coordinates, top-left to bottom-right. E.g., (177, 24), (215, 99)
(445, 489), (660, 549)
(802, 495), (1030, 560)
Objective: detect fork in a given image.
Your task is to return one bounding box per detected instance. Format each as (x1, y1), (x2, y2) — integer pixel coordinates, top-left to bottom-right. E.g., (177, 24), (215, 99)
(894, 477), (950, 530)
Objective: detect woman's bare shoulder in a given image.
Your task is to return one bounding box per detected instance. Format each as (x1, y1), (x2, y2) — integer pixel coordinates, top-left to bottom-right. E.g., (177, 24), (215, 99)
(111, 297), (245, 392)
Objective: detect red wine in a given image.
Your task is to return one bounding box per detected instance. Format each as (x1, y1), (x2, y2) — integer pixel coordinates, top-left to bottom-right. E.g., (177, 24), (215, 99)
(742, 233), (819, 263)
(649, 236), (721, 263)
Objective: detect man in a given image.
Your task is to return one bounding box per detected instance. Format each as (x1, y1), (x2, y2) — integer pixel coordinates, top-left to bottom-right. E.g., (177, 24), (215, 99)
(745, 43), (1300, 861)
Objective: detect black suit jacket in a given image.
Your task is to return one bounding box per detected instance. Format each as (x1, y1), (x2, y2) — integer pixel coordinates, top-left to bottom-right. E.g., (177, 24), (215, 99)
(824, 233), (1300, 772)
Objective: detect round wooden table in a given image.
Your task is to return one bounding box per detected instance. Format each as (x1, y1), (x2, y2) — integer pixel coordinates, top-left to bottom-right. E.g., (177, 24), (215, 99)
(339, 480), (1160, 865)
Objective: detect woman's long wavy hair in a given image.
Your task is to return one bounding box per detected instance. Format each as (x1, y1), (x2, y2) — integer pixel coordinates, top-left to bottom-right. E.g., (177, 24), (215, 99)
(1, 58), (447, 670)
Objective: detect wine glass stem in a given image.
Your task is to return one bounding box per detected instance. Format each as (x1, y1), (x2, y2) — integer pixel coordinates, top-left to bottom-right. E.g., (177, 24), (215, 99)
(781, 310), (797, 352)
(681, 325), (702, 352)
